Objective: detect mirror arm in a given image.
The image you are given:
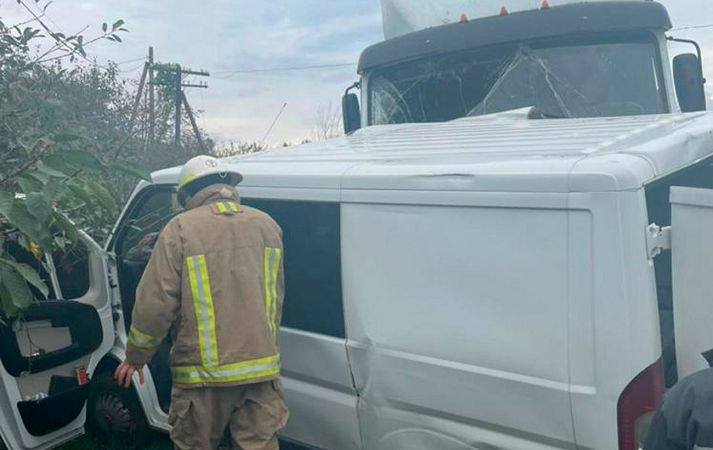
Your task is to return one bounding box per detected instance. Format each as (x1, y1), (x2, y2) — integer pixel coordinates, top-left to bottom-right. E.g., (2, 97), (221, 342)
(667, 36), (707, 83)
(345, 81), (361, 96)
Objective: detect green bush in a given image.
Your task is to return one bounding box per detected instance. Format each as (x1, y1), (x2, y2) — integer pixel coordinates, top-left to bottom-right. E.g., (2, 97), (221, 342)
(0, 3), (208, 320)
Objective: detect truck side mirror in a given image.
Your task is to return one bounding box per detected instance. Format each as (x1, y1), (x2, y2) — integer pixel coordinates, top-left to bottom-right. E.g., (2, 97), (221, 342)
(673, 53), (707, 112)
(342, 93), (361, 134)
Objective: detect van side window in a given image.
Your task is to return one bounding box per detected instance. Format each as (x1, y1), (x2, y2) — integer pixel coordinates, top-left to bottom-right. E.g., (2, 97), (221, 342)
(52, 243), (90, 299)
(242, 199), (345, 338)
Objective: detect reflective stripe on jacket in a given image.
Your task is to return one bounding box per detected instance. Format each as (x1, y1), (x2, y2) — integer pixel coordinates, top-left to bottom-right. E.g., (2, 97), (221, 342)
(126, 184), (284, 388)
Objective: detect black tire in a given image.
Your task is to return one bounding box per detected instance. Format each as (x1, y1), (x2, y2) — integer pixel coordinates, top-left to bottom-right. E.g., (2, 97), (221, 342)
(87, 374), (152, 447)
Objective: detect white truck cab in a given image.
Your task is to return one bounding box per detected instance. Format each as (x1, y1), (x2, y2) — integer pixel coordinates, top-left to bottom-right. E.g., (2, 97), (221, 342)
(342, 0), (707, 132)
(1, 2), (712, 450)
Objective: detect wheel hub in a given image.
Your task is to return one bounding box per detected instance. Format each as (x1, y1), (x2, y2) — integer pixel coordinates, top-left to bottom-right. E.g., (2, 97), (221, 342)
(95, 392), (137, 437)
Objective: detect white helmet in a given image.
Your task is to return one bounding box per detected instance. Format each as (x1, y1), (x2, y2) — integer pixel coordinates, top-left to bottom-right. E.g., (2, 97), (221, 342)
(177, 155), (242, 192)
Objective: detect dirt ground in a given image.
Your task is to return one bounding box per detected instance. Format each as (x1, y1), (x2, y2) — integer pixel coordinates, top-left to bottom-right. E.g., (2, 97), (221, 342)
(55, 434), (173, 450)
(55, 433), (238, 450)
(6, 430), (284, 449)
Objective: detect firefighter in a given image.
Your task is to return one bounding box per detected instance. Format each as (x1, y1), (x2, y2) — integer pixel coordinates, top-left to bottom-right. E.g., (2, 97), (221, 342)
(114, 155), (288, 450)
(645, 367), (713, 450)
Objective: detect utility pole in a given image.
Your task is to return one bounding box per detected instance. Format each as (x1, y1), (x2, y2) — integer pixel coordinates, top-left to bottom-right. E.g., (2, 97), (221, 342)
(148, 46), (155, 145)
(182, 92), (207, 152)
(128, 63), (148, 134)
(150, 63), (209, 150)
(114, 61), (148, 159)
(117, 49), (209, 156)
(174, 65), (182, 146)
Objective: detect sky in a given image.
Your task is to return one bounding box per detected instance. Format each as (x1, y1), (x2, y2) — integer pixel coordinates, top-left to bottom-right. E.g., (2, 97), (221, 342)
(1, 0), (712, 146)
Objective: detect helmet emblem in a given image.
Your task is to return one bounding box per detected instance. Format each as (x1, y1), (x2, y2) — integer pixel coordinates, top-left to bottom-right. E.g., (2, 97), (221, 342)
(205, 159), (219, 168)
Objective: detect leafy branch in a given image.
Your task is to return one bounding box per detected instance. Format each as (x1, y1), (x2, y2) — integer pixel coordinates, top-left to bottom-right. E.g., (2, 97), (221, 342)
(11, 0), (127, 65)
(0, 1), (139, 321)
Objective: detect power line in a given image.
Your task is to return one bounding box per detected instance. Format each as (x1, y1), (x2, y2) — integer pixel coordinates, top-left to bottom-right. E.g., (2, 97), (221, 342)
(23, 0), (62, 33)
(672, 23), (713, 32)
(113, 56), (147, 65)
(213, 62), (355, 78)
(117, 62), (146, 73)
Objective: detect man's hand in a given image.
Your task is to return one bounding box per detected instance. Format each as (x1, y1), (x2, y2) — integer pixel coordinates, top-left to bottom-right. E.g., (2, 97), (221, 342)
(114, 361), (145, 388)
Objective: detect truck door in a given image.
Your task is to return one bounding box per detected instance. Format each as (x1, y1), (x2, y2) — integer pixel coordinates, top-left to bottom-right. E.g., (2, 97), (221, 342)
(0, 232), (115, 450)
(671, 186), (713, 379)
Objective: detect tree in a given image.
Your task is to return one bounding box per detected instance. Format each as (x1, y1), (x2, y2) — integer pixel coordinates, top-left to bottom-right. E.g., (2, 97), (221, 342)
(213, 141), (267, 157)
(0, 3), (138, 319)
(0, 3), (218, 321)
(312, 102), (343, 142)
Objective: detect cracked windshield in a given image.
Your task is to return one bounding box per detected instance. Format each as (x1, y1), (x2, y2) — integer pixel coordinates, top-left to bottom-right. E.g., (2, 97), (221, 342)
(370, 37), (668, 124)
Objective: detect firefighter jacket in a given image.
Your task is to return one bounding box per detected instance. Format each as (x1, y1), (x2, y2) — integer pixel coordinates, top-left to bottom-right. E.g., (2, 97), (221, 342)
(125, 184), (284, 388)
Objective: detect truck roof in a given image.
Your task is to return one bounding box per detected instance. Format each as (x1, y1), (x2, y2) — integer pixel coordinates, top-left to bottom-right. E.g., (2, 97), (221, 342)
(152, 111), (713, 195)
(380, 0), (656, 39)
(360, 1), (672, 73)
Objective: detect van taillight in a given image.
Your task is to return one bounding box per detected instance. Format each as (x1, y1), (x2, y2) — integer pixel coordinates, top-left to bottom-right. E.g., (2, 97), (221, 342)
(617, 359), (664, 450)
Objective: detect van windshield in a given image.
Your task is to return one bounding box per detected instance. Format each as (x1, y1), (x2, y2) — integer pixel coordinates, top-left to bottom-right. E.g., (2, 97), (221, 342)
(369, 35), (668, 125)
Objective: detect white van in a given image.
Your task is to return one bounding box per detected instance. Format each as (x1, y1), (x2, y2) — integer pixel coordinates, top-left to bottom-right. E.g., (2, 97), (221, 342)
(2, 110), (713, 450)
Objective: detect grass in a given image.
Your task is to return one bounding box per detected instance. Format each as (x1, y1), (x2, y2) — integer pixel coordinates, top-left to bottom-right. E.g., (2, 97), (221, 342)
(56, 434), (172, 450)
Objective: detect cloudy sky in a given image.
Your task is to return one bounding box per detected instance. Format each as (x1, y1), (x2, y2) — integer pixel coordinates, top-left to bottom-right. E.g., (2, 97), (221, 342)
(1, 0), (712, 146)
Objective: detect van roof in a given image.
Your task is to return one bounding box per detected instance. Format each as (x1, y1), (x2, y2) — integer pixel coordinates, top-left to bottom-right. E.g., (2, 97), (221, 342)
(152, 111), (713, 194)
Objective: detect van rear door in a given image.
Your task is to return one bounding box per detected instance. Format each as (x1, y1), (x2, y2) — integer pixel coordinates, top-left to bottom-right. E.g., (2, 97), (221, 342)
(671, 186), (713, 379)
(0, 232), (115, 450)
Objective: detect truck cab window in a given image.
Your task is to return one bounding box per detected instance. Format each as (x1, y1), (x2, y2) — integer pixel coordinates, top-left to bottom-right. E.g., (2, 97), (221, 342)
(370, 32), (668, 125)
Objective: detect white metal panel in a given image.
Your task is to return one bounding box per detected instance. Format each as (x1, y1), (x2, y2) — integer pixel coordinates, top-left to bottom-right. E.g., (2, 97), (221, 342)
(340, 157), (576, 193)
(570, 114), (713, 190)
(566, 190), (661, 449)
(343, 199), (575, 449)
(278, 328), (361, 450)
(671, 187), (713, 378)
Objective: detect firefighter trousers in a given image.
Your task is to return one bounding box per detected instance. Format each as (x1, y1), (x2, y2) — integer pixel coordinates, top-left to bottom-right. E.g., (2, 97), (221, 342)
(169, 380), (289, 450)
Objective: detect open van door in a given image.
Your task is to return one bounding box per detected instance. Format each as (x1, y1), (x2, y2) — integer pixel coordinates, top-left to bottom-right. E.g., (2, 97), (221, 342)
(0, 231), (115, 449)
(671, 187), (713, 379)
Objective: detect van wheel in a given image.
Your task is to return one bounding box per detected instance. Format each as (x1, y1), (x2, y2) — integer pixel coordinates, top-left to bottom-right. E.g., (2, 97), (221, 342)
(87, 374), (151, 446)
